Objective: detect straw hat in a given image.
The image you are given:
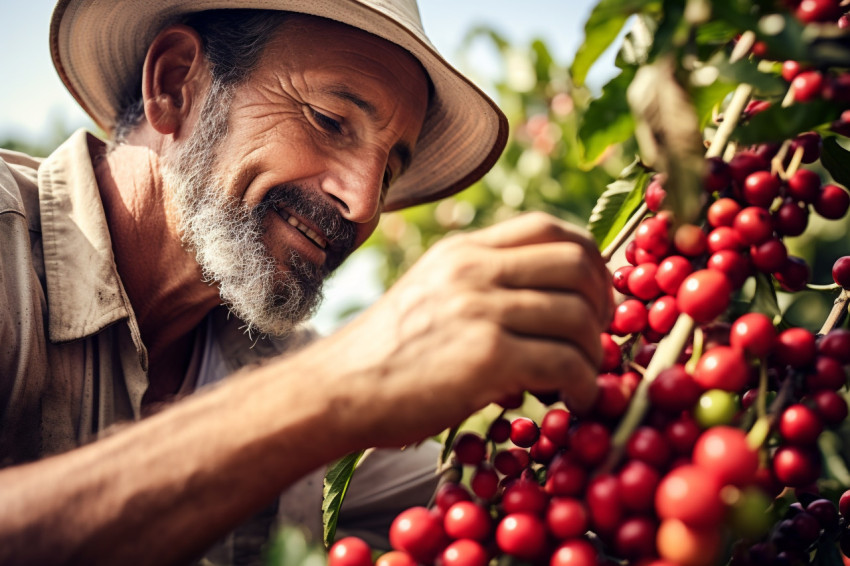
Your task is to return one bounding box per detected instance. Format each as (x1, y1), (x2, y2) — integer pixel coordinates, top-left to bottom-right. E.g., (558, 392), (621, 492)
(49, 0), (508, 211)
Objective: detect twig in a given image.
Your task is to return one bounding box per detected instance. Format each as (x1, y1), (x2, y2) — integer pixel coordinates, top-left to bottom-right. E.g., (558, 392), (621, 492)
(706, 84), (754, 160)
(601, 202), (649, 263)
(818, 288), (849, 336)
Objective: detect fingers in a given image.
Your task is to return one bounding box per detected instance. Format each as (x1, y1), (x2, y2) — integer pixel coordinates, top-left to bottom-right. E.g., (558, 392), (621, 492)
(499, 332), (600, 415)
(491, 242), (612, 326)
(476, 288), (604, 369)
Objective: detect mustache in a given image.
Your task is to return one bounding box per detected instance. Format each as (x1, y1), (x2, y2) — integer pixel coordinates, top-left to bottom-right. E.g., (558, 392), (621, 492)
(255, 184), (358, 271)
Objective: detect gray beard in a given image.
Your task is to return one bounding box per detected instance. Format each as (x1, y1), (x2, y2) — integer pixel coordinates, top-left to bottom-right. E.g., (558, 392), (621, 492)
(162, 81), (347, 336)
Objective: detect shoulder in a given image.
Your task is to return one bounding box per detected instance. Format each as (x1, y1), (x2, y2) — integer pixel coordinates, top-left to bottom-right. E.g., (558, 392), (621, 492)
(0, 147), (42, 224)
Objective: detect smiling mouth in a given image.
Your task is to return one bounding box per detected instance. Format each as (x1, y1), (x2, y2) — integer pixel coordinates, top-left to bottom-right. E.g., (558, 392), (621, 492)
(272, 205), (328, 249)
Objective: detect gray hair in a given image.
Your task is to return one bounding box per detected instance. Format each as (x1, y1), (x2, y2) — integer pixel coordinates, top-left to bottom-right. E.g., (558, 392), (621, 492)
(112, 10), (290, 143)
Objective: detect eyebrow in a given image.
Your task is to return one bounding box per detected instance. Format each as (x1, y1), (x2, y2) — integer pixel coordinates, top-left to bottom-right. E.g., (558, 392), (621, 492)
(324, 85), (414, 175)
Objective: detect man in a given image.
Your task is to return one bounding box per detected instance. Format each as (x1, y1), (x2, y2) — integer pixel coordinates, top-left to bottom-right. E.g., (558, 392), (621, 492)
(0, 1), (612, 564)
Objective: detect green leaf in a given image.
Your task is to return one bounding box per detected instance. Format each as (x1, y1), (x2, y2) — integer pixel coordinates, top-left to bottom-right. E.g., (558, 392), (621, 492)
(265, 525), (328, 566)
(322, 450), (365, 547)
(441, 424), (461, 464)
(821, 136), (850, 189)
(579, 67), (637, 166)
(707, 52), (786, 97)
(571, 0), (654, 86)
(751, 272), (782, 323)
(587, 161), (652, 248)
(732, 100), (841, 146)
(690, 80), (736, 130)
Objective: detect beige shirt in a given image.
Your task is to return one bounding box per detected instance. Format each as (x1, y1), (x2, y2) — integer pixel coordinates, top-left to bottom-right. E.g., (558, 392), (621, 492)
(0, 129), (315, 466)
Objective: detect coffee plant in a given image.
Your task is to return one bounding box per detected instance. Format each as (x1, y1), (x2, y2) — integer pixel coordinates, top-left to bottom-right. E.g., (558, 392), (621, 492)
(270, 0), (850, 565)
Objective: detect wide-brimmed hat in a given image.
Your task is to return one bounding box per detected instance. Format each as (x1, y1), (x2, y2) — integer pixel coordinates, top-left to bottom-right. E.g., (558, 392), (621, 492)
(50, 0), (508, 211)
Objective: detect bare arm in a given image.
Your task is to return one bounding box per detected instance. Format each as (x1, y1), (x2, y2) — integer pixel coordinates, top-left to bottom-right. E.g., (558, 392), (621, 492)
(0, 213), (613, 565)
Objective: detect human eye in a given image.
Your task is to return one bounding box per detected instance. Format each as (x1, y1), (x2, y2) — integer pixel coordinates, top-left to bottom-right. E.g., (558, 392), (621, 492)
(309, 107), (343, 134)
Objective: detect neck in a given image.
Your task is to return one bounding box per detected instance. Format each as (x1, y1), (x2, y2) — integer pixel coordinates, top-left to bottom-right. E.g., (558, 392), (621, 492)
(94, 136), (220, 397)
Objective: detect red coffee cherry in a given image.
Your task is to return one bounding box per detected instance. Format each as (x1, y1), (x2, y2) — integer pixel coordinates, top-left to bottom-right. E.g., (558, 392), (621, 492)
(610, 299), (648, 336)
(618, 459), (661, 512)
(470, 462), (499, 500)
(656, 464), (725, 527)
(796, 0), (843, 23)
(673, 224), (708, 257)
(677, 269), (732, 323)
(729, 151), (769, 186)
(612, 265), (635, 294)
(502, 479), (547, 515)
(541, 408), (571, 447)
(782, 60), (804, 82)
(493, 449), (524, 478)
(787, 169), (821, 203)
(656, 255), (693, 295)
(571, 421), (611, 467)
(694, 346), (750, 392)
(444, 501), (492, 541)
(707, 249), (751, 289)
(635, 216), (671, 257)
(441, 539), (488, 566)
(750, 238), (788, 273)
(545, 497), (588, 540)
(375, 551), (417, 566)
(510, 417), (540, 448)
(730, 312), (776, 358)
(776, 327), (817, 367)
(779, 404), (824, 445)
(453, 432), (487, 465)
(693, 426), (759, 486)
(649, 364), (703, 413)
(645, 177), (667, 211)
(665, 413), (702, 455)
(790, 132), (822, 163)
(435, 482), (472, 516)
(628, 263), (662, 300)
(389, 507), (447, 564)
(734, 206), (774, 245)
(708, 197), (743, 228)
(545, 454), (588, 497)
(773, 446), (821, 488)
(615, 516), (659, 560)
(833, 256), (850, 288)
(811, 389), (849, 426)
(815, 183), (850, 219)
(329, 537), (374, 566)
(707, 226), (744, 253)
(550, 539), (598, 566)
(586, 473), (624, 534)
(773, 200), (809, 237)
(487, 417), (512, 444)
(496, 513), (547, 561)
(626, 426), (672, 470)
(648, 295), (680, 334)
(600, 332), (622, 372)
(818, 328), (850, 363)
(704, 156), (733, 192)
(792, 70), (825, 102)
(807, 355), (847, 391)
(743, 171), (781, 207)
(775, 256), (811, 292)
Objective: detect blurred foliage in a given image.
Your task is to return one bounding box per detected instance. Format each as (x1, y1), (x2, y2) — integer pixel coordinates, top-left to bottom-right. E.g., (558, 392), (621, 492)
(366, 27), (633, 286)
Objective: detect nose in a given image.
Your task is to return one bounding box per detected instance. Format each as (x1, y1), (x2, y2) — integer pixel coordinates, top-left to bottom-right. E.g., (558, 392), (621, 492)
(322, 148), (387, 224)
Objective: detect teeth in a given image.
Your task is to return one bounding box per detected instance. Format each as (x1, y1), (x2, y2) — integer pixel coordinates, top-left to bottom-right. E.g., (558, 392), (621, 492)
(276, 207), (327, 249)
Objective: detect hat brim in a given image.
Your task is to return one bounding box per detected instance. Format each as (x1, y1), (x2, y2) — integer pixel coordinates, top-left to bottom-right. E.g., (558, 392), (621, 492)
(50, 0), (508, 211)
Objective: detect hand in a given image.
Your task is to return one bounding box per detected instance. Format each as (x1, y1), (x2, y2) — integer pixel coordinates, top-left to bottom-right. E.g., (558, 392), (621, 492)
(305, 212), (614, 447)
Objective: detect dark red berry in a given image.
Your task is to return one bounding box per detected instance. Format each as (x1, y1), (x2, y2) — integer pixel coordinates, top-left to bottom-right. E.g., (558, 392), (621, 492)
(510, 417), (539, 448)
(730, 312), (776, 358)
(707, 249), (751, 288)
(453, 432), (487, 466)
(773, 200), (809, 237)
(787, 169), (821, 203)
(776, 327), (817, 367)
(618, 459), (661, 512)
(586, 473), (624, 534)
(734, 206), (774, 245)
(775, 256), (811, 292)
(470, 462), (499, 500)
(789, 132), (822, 164)
(545, 497), (588, 540)
(819, 328), (850, 363)
(694, 346), (750, 392)
(645, 178), (667, 212)
(650, 364), (703, 413)
(627, 426), (672, 470)
(773, 446), (821, 488)
(792, 71), (825, 102)
(833, 256), (850, 288)
(779, 404), (824, 445)
(677, 269), (732, 323)
(743, 171), (781, 207)
(815, 183), (850, 219)
(811, 389), (849, 426)
(571, 422), (611, 467)
(704, 157), (733, 192)
(796, 0), (843, 23)
(389, 507), (447, 564)
(750, 238), (788, 273)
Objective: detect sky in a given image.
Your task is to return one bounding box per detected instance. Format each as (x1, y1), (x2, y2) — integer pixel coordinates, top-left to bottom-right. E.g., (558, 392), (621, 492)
(0, 0), (617, 333)
(0, 0), (607, 142)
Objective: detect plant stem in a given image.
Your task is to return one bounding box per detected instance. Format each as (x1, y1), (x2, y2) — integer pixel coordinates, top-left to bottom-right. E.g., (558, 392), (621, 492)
(601, 314), (695, 473)
(706, 83), (753, 160)
(818, 288), (849, 335)
(602, 202), (649, 263)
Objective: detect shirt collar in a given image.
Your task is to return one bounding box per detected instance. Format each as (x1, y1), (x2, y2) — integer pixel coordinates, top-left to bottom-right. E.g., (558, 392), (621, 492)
(37, 129), (148, 369)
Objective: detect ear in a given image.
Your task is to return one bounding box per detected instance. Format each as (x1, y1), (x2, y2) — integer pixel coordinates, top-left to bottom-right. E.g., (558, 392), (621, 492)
(141, 24), (208, 136)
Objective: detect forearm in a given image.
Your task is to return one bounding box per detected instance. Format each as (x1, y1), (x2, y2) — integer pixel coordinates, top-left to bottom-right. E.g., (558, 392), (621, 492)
(0, 353), (358, 566)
